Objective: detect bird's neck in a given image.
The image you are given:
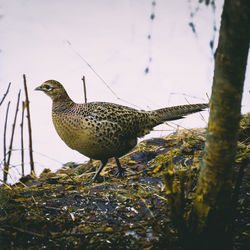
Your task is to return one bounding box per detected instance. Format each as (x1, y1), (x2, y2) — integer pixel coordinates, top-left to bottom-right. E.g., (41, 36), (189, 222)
(52, 94), (74, 112)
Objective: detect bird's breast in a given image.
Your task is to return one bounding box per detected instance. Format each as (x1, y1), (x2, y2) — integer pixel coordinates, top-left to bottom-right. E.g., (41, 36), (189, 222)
(52, 112), (90, 150)
(52, 111), (137, 160)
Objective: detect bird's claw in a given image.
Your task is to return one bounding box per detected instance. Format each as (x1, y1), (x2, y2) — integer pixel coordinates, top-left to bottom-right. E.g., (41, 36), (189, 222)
(84, 176), (104, 185)
(115, 167), (126, 177)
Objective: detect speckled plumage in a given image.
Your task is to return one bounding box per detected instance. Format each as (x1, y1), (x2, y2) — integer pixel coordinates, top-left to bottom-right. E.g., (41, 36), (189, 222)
(35, 80), (208, 182)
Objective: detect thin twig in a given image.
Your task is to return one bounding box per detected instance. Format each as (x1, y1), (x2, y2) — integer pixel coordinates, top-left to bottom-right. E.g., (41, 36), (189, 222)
(0, 179), (12, 190)
(20, 101), (25, 177)
(169, 92), (207, 102)
(66, 40), (142, 109)
(1, 225), (45, 238)
(206, 92), (210, 102)
(23, 74), (35, 173)
(137, 194), (154, 218)
(66, 40), (118, 98)
(0, 225), (114, 239)
(4, 90), (21, 183)
(0, 82), (11, 106)
(52, 230), (114, 239)
(82, 75), (87, 104)
(3, 101), (10, 172)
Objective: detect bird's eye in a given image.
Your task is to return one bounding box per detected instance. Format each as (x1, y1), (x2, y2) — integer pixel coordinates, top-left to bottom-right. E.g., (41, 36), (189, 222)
(44, 85), (53, 91)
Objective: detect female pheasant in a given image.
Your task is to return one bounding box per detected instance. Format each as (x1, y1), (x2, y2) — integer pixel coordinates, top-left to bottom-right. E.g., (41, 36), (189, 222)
(35, 80), (208, 183)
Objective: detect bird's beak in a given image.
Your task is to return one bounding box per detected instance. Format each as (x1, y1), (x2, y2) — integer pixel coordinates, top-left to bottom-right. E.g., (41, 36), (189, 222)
(35, 86), (43, 91)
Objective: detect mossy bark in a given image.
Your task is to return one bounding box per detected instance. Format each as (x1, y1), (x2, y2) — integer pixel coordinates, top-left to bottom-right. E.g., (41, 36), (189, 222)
(187, 0), (250, 249)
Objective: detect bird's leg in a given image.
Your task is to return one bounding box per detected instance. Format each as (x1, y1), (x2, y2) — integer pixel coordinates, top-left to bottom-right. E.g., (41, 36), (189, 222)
(85, 159), (108, 184)
(115, 157), (125, 177)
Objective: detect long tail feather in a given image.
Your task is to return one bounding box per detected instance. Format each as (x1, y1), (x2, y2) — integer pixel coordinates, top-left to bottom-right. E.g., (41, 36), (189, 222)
(149, 103), (209, 125)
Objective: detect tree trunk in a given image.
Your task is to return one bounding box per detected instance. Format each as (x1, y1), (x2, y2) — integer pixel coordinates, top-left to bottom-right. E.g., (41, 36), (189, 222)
(187, 0), (250, 249)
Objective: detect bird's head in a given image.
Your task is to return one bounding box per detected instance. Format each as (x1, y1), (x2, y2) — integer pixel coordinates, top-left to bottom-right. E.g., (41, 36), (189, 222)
(35, 80), (69, 101)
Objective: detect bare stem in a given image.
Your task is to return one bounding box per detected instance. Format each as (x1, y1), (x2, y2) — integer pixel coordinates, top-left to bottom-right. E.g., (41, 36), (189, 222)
(23, 74), (35, 173)
(0, 82), (11, 106)
(3, 101), (11, 180)
(20, 101), (25, 177)
(4, 90), (21, 183)
(82, 75), (87, 104)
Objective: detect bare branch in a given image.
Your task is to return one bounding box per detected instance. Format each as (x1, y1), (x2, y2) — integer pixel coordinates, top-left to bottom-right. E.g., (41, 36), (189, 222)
(4, 90), (21, 183)
(20, 101), (25, 177)
(3, 101), (10, 170)
(0, 82), (11, 106)
(82, 75), (87, 104)
(23, 74), (35, 173)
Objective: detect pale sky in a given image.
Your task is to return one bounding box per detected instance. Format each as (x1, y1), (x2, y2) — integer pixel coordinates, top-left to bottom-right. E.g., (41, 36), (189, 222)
(0, 0), (249, 183)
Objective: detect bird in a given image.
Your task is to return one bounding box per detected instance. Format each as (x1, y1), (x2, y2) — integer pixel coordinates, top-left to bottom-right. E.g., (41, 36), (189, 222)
(35, 80), (208, 183)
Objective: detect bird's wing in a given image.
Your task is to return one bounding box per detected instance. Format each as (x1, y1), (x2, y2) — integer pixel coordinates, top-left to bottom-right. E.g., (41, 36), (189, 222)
(77, 102), (151, 137)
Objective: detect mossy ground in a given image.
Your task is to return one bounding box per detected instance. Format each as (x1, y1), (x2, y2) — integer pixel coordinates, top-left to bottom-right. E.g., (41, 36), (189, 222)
(0, 114), (249, 249)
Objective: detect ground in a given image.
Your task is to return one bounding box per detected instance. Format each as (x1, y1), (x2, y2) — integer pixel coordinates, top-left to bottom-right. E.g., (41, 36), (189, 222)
(0, 114), (249, 249)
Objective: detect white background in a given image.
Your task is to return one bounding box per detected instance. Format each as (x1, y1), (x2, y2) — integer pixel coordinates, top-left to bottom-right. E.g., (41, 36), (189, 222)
(0, 0), (249, 183)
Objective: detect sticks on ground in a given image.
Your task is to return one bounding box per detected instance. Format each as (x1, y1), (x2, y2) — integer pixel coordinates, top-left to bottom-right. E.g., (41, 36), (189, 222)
(4, 90), (21, 183)
(3, 101), (11, 180)
(0, 82), (11, 107)
(23, 74), (35, 173)
(82, 75), (87, 104)
(20, 101), (25, 177)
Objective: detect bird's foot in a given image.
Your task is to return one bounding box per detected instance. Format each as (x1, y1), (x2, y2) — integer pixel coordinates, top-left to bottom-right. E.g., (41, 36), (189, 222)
(84, 176), (104, 185)
(84, 160), (107, 185)
(83, 180), (93, 186)
(115, 166), (126, 177)
(114, 157), (126, 177)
